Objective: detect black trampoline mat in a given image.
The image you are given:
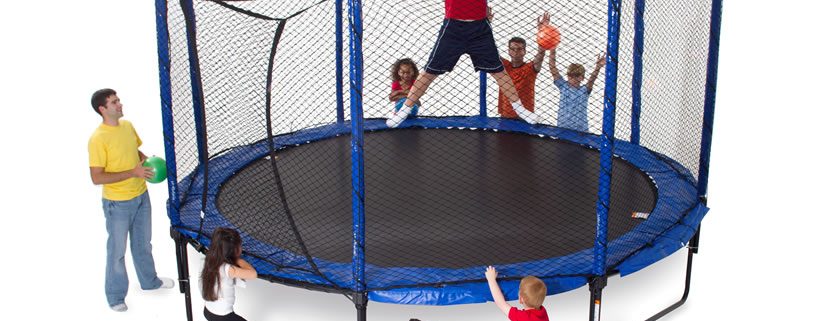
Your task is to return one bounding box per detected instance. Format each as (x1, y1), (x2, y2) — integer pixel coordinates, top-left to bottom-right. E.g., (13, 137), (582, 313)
(218, 128), (656, 268)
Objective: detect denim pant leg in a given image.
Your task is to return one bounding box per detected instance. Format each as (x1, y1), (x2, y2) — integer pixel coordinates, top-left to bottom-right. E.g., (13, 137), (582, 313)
(130, 192), (161, 290)
(103, 197), (133, 306)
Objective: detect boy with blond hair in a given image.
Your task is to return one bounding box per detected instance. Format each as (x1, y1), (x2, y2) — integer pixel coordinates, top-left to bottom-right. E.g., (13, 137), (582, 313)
(485, 266), (550, 321)
(548, 47), (605, 132)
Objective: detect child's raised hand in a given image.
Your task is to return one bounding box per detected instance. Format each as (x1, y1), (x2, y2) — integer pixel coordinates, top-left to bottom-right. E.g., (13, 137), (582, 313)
(596, 53), (606, 68)
(485, 266), (498, 280)
(538, 11), (551, 27)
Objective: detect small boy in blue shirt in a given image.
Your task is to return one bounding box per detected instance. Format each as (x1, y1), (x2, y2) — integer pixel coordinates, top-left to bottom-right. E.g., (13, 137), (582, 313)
(547, 48), (605, 132)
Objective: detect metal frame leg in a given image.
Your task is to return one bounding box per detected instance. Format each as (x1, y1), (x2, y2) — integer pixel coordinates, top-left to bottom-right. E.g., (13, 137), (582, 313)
(589, 276), (607, 321)
(354, 292), (368, 321)
(645, 227), (701, 321)
(171, 228), (194, 321)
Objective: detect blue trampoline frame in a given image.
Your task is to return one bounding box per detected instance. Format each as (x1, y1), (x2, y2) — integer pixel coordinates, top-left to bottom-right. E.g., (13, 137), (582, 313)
(155, 0), (723, 320)
(172, 117), (706, 303)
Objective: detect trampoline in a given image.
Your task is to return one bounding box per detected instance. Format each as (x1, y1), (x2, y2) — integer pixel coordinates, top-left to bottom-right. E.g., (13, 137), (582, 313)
(156, 0), (721, 320)
(173, 117), (706, 301)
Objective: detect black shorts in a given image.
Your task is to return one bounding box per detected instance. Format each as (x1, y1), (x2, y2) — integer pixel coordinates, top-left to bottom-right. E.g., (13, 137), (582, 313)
(204, 308), (247, 321)
(424, 19), (504, 75)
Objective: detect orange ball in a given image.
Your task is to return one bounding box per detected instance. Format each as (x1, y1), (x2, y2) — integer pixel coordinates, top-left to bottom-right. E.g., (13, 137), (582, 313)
(537, 25), (561, 50)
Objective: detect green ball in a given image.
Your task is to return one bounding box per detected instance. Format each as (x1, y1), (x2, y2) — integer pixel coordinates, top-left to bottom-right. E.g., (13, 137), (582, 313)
(143, 156), (167, 184)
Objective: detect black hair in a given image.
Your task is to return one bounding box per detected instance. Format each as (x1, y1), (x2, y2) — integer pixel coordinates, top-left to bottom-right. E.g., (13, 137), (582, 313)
(91, 88), (117, 115)
(201, 227), (243, 301)
(509, 37), (527, 47)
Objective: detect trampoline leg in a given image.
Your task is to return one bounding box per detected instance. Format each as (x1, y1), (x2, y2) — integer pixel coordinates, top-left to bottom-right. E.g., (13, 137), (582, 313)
(644, 227), (700, 321)
(588, 276), (607, 321)
(171, 228), (194, 321)
(354, 292), (368, 321)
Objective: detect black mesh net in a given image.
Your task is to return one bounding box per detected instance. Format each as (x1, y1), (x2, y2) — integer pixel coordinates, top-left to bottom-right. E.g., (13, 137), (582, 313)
(161, 0), (713, 294)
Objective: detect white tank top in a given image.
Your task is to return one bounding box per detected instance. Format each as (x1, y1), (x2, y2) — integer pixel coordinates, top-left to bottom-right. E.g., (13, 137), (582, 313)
(204, 264), (240, 315)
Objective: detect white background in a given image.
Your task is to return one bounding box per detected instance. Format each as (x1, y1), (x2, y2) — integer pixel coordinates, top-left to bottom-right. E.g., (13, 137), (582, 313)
(1, 1), (818, 320)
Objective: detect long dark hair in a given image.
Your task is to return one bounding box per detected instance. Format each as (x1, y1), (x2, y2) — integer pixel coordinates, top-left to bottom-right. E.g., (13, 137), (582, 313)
(201, 227), (242, 301)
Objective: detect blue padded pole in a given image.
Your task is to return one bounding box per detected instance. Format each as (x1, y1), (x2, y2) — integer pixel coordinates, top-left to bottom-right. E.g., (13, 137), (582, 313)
(629, 0), (646, 145)
(697, 0), (723, 197)
(335, 0), (345, 123)
(348, 0), (367, 305)
(179, 0), (210, 235)
(593, 0), (623, 278)
(590, 2), (622, 319)
(479, 71), (488, 117)
(180, 0), (207, 165)
(154, 0), (180, 226)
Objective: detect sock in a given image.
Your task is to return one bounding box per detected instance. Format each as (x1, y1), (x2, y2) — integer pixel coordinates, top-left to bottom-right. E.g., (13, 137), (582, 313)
(403, 97), (415, 108)
(511, 101), (536, 124)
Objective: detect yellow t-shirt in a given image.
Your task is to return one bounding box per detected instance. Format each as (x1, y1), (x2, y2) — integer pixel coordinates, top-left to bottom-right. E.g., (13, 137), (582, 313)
(88, 120), (148, 201)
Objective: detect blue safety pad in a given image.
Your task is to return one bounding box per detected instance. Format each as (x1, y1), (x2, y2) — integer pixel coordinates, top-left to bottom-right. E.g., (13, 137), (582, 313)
(172, 116), (706, 305)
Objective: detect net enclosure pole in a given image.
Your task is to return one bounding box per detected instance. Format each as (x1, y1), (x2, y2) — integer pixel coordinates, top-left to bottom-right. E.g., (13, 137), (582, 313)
(646, 1), (722, 319)
(179, 0), (211, 246)
(154, 0), (180, 227)
(629, 0), (646, 145)
(348, 0), (368, 319)
(155, 0), (189, 319)
(479, 72), (488, 117)
(591, 0), (623, 320)
(697, 0), (723, 198)
(177, 0), (214, 319)
(336, 0), (345, 123)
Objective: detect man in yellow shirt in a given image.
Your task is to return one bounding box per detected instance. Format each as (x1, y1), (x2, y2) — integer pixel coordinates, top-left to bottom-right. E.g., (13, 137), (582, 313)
(88, 88), (174, 312)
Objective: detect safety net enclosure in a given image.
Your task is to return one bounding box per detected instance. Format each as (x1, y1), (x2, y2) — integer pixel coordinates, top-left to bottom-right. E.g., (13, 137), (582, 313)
(155, 0), (721, 320)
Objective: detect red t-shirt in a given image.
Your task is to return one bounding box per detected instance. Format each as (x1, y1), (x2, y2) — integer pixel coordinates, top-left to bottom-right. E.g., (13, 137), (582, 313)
(508, 306), (549, 321)
(391, 80), (415, 91)
(498, 59), (537, 118)
(445, 0), (487, 20)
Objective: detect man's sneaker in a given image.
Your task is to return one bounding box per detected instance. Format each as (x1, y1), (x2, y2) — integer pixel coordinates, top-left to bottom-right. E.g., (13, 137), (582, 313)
(110, 303), (128, 312)
(387, 102), (414, 128)
(159, 277), (175, 289)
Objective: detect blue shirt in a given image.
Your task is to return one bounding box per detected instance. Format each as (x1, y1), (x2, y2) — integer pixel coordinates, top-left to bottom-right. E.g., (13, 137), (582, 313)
(554, 78), (590, 132)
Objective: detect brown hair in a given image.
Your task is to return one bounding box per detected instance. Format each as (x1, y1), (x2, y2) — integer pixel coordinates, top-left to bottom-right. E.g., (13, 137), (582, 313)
(91, 88), (117, 115)
(391, 58), (419, 82)
(567, 63), (585, 77)
(201, 227), (242, 301)
(509, 37), (527, 47)
(519, 276), (547, 308)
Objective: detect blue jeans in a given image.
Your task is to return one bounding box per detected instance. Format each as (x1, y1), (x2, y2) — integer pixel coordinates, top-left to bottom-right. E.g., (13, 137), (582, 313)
(103, 192), (162, 306)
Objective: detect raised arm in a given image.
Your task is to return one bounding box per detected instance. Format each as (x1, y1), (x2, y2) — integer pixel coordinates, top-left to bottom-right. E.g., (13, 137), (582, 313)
(586, 53), (606, 94)
(532, 12), (549, 74)
(229, 258), (258, 280)
(485, 266), (513, 316)
(548, 48), (561, 81)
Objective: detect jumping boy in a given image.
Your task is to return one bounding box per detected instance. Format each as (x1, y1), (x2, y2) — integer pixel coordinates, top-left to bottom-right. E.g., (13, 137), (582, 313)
(386, 2), (538, 127)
